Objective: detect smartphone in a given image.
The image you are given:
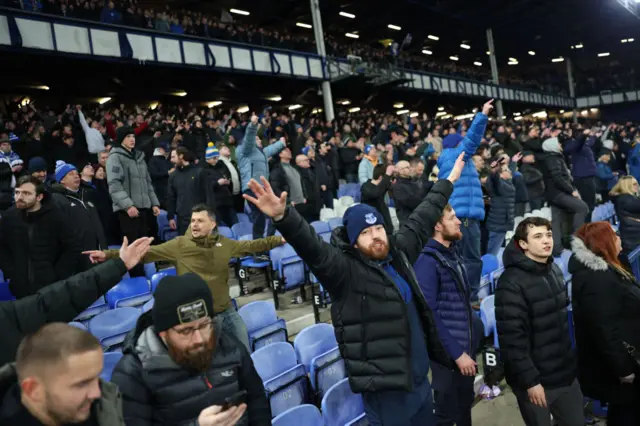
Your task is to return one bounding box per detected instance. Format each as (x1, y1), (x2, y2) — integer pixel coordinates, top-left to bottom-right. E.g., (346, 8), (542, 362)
(220, 390), (247, 412)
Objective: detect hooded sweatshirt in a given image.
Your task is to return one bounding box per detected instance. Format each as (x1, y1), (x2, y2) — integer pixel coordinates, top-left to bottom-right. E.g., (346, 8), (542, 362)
(105, 230), (283, 313)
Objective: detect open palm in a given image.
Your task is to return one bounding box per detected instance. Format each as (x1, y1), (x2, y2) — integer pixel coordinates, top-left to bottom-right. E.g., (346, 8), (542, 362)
(243, 177), (287, 219)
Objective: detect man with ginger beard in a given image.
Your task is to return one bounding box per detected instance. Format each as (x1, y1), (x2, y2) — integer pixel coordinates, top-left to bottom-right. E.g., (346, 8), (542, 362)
(111, 273), (271, 426)
(414, 204), (484, 426)
(243, 153), (467, 425)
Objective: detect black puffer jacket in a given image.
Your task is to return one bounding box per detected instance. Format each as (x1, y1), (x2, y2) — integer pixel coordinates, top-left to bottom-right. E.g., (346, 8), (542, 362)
(0, 198), (81, 299)
(275, 180), (455, 393)
(49, 183), (108, 256)
(166, 164), (214, 220)
(519, 163), (545, 200)
(111, 313), (271, 426)
(0, 259), (127, 366)
(203, 161), (234, 208)
(297, 167), (322, 217)
(392, 177), (425, 225)
(485, 173), (515, 232)
(611, 193), (640, 253)
(540, 151), (574, 202)
(569, 237), (640, 404)
(495, 239), (576, 391)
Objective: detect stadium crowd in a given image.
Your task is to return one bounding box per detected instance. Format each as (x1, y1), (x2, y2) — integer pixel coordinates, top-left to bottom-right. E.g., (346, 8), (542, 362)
(0, 93), (639, 426)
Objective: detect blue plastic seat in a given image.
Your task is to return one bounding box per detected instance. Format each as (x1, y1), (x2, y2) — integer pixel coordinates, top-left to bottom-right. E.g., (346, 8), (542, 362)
(478, 275), (492, 300)
(293, 323), (337, 372)
(237, 213), (250, 223)
(232, 222), (253, 239)
(89, 307), (140, 351)
(321, 378), (365, 426)
(496, 247), (505, 268)
(237, 235), (271, 268)
(144, 263), (157, 280)
(310, 221), (331, 238)
(141, 298), (154, 313)
(481, 254), (499, 277)
(480, 295), (499, 348)
(151, 269), (176, 292)
(218, 226), (235, 240)
(277, 246), (307, 290)
(68, 321), (87, 330)
(106, 277), (152, 309)
(310, 347), (345, 400)
(272, 404), (323, 426)
(328, 217), (343, 230)
(74, 296), (109, 323)
(270, 244), (292, 271)
(0, 281), (15, 301)
(251, 342), (309, 418)
(490, 267), (505, 292)
(101, 352), (123, 381)
(238, 301), (287, 351)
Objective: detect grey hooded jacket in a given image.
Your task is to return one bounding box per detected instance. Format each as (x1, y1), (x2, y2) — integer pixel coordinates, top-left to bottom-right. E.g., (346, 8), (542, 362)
(106, 146), (160, 212)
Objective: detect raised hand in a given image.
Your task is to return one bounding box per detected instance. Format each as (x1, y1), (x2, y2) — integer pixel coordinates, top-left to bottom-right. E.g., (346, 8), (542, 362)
(243, 177), (287, 221)
(447, 153), (466, 184)
(119, 236), (153, 270)
(482, 99), (494, 116)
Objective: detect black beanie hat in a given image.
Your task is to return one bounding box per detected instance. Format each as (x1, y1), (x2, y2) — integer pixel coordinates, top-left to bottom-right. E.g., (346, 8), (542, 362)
(152, 273), (214, 332)
(116, 126), (134, 145)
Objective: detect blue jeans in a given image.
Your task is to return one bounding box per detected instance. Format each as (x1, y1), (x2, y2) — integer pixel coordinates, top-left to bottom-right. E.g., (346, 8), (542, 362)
(244, 189), (273, 239)
(363, 380), (435, 426)
(486, 231), (506, 256)
(218, 306), (250, 351)
(458, 218), (482, 301)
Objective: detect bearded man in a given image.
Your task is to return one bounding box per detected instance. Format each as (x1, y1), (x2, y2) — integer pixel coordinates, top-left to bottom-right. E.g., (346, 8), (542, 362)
(110, 273), (271, 426)
(242, 153), (466, 425)
(413, 204), (485, 426)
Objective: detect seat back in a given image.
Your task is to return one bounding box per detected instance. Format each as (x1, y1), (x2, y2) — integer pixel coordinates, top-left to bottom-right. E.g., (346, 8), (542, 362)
(293, 323), (337, 371)
(237, 213), (250, 223)
(319, 208), (336, 222)
(328, 217), (343, 230)
(339, 196), (355, 207)
(74, 296), (109, 323)
(481, 254), (499, 276)
(0, 281), (15, 301)
(272, 404), (323, 426)
(480, 295), (496, 337)
(231, 222), (253, 239)
(478, 275), (492, 300)
(68, 321), (87, 330)
(141, 298), (154, 313)
(89, 307), (140, 351)
(310, 221), (331, 237)
(270, 244), (294, 271)
(101, 352), (123, 381)
(217, 226), (235, 240)
(106, 277), (152, 309)
(151, 271), (170, 292)
(144, 263), (157, 280)
(321, 378), (365, 426)
(238, 301), (278, 332)
(251, 342), (298, 381)
(490, 267), (505, 291)
(310, 347), (346, 398)
(280, 252), (306, 289)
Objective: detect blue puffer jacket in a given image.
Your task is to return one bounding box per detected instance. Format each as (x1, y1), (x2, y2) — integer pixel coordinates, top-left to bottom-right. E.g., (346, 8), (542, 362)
(437, 113), (488, 220)
(595, 161), (617, 192)
(628, 143), (640, 184)
(236, 124), (286, 192)
(414, 240), (483, 361)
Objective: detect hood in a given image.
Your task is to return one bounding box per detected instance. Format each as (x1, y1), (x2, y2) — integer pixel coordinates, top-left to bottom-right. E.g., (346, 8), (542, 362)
(443, 133), (463, 149)
(568, 237), (609, 274)
(542, 137), (562, 154)
(422, 238), (458, 258)
(185, 225), (222, 247)
(503, 238), (553, 274)
(153, 148), (167, 157)
(602, 139), (614, 151)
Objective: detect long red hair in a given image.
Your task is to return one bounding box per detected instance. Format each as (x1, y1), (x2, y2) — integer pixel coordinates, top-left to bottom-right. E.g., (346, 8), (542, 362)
(575, 222), (631, 277)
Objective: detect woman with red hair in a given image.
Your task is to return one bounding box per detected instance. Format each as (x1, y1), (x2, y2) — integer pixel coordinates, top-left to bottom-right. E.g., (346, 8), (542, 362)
(569, 221), (640, 425)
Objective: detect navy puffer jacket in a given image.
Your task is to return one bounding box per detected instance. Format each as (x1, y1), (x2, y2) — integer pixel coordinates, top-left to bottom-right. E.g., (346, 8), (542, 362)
(485, 172), (516, 232)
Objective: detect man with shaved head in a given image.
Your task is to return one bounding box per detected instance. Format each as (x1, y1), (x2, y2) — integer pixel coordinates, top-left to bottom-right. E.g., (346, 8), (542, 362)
(0, 323), (124, 425)
(393, 160), (430, 226)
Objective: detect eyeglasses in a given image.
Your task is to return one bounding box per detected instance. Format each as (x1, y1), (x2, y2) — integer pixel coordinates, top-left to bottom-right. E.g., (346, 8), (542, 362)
(172, 319), (213, 338)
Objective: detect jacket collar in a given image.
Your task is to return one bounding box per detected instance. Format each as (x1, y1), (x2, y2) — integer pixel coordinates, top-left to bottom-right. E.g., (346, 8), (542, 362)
(569, 237), (609, 271)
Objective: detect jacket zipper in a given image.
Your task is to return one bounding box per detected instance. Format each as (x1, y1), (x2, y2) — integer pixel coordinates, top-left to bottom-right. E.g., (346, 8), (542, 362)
(203, 374), (213, 389)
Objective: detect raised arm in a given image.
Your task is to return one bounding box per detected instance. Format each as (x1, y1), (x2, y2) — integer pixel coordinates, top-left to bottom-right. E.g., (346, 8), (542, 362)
(230, 236), (284, 258)
(238, 116), (259, 156)
(243, 177), (351, 298)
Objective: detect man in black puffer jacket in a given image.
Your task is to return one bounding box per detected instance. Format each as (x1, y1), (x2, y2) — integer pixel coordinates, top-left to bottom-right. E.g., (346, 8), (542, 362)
(112, 274), (271, 426)
(496, 217), (583, 426)
(243, 154), (466, 425)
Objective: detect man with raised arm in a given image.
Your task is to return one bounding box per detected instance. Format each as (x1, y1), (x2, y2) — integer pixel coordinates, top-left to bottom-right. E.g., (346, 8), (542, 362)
(244, 140), (470, 425)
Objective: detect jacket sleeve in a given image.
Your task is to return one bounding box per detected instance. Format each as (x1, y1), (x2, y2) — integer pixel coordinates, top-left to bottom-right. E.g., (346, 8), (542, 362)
(620, 195), (640, 214)
(361, 176), (391, 201)
(495, 276), (540, 390)
(548, 157), (575, 195)
(263, 140), (286, 158)
(107, 154), (135, 211)
(1, 259), (127, 342)
(239, 340), (272, 425)
(578, 277), (637, 378)
(77, 110), (91, 135)
(230, 236), (284, 257)
(358, 160), (370, 184)
(274, 207), (351, 299)
(414, 254), (464, 360)
(394, 180), (454, 265)
(54, 212), (83, 280)
(166, 174), (177, 218)
(459, 113), (488, 158)
(105, 238), (180, 264)
(110, 354), (154, 426)
(238, 123), (258, 156)
(392, 181), (423, 212)
(144, 158), (160, 207)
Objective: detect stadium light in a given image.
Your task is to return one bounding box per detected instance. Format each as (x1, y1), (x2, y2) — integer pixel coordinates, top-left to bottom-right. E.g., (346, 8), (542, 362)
(34, 85), (50, 90)
(473, 61), (482, 66)
(296, 23), (312, 29)
(349, 107), (361, 113)
(486, 51), (491, 55)
(551, 57), (564, 63)
(598, 52), (610, 57)
(528, 51), (535, 56)
(396, 109), (409, 115)
(427, 35), (439, 41)
(236, 106), (250, 114)
(339, 11), (355, 18)
(265, 96), (282, 102)
(409, 112), (419, 118)
(149, 102), (159, 110)
(338, 99), (351, 105)
(207, 101), (222, 108)
(288, 104), (302, 111)
(172, 91), (188, 97)
(438, 106), (445, 111)
(449, 56), (459, 61)
(229, 8), (249, 16)
(346, 33), (359, 39)
(388, 24), (401, 31)
(560, 110), (565, 113)
(98, 97), (111, 105)
(460, 43), (471, 49)
(422, 49), (433, 55)
(393, 103), (404, 108)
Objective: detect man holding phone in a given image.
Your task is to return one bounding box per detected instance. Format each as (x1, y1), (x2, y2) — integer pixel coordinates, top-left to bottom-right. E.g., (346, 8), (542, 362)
(111, 273), (271, 426)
